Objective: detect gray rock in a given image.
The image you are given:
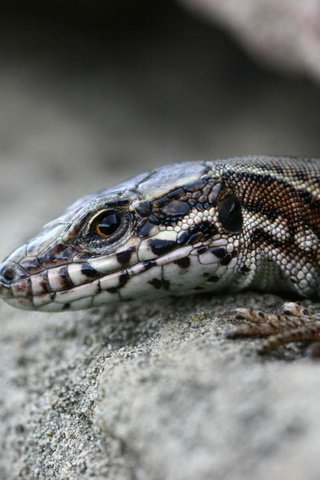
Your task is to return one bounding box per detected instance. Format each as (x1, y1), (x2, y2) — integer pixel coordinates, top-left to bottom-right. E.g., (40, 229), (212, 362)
(97, 296), (320, 480)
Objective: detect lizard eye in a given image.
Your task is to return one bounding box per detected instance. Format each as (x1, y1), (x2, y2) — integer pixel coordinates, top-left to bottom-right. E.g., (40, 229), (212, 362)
(90, 210), (123, 238)
(218, 194), (243, 233)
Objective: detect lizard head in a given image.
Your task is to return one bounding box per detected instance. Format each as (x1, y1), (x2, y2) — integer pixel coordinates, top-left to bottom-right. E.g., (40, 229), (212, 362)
(0, 162), (245, 311)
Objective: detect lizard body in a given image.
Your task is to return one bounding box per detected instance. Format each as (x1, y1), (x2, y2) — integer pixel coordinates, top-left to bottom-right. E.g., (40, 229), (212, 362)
(1, 156), (320, 352)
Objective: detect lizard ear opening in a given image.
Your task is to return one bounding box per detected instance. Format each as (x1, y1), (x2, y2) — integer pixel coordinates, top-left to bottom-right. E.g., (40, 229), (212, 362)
(218, 194), (243, 233)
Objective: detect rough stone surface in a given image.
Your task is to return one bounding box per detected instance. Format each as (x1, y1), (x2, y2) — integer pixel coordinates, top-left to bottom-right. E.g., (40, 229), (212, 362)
(1, 3), (320, 479)
(97, 296), (320, 480)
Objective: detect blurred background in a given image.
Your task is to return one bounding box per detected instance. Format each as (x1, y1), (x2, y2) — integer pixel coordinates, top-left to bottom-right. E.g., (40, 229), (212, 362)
(1, 0), (320, 257)
(1, 3), (320, 477)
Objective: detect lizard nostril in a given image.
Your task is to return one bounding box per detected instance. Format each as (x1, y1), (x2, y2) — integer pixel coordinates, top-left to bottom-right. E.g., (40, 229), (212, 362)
(3, 268), (15, 282)
(0, 263), (19, 284)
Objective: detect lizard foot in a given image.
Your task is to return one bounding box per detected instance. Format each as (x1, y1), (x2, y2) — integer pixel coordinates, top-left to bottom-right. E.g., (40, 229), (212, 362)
(225, 302), (320, 356)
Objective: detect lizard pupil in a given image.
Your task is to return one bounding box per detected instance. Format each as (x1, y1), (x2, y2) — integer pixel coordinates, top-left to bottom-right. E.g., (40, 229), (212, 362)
(94, 211), (122, 238)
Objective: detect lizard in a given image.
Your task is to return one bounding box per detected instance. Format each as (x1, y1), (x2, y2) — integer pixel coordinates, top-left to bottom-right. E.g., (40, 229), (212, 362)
(1, 155), (320, 355)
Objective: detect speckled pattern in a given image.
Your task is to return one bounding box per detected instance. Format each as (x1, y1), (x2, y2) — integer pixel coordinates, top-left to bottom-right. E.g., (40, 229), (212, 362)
(1, 156), (320, 313)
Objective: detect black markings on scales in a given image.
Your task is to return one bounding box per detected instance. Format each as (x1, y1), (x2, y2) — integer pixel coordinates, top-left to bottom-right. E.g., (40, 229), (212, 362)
(119, 272), (130, 287)
(210, 247), (226, 258)
(177, 223), (219, 246)
(162, 200), (191, 217)
(135, 201), (152, 217)
(105, 272), (130, 295)
(149, 277), (170, 290)
(137, 220), (156, 238)
(81, 263), (100, 278)
(116, 247), (135, 265)
(174, 256), (190, 268)
(57, 265), (74, 290)
(149, 239), (176, 255)
(142, 259), (157, 270)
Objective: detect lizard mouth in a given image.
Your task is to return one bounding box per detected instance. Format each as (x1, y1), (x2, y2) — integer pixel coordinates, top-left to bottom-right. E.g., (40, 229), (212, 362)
(0, 244), (200, 311)
(0, 236), (235, 312)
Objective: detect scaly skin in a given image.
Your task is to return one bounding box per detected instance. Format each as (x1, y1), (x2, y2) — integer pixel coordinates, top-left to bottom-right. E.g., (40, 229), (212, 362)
(1, 156), (320, 353)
